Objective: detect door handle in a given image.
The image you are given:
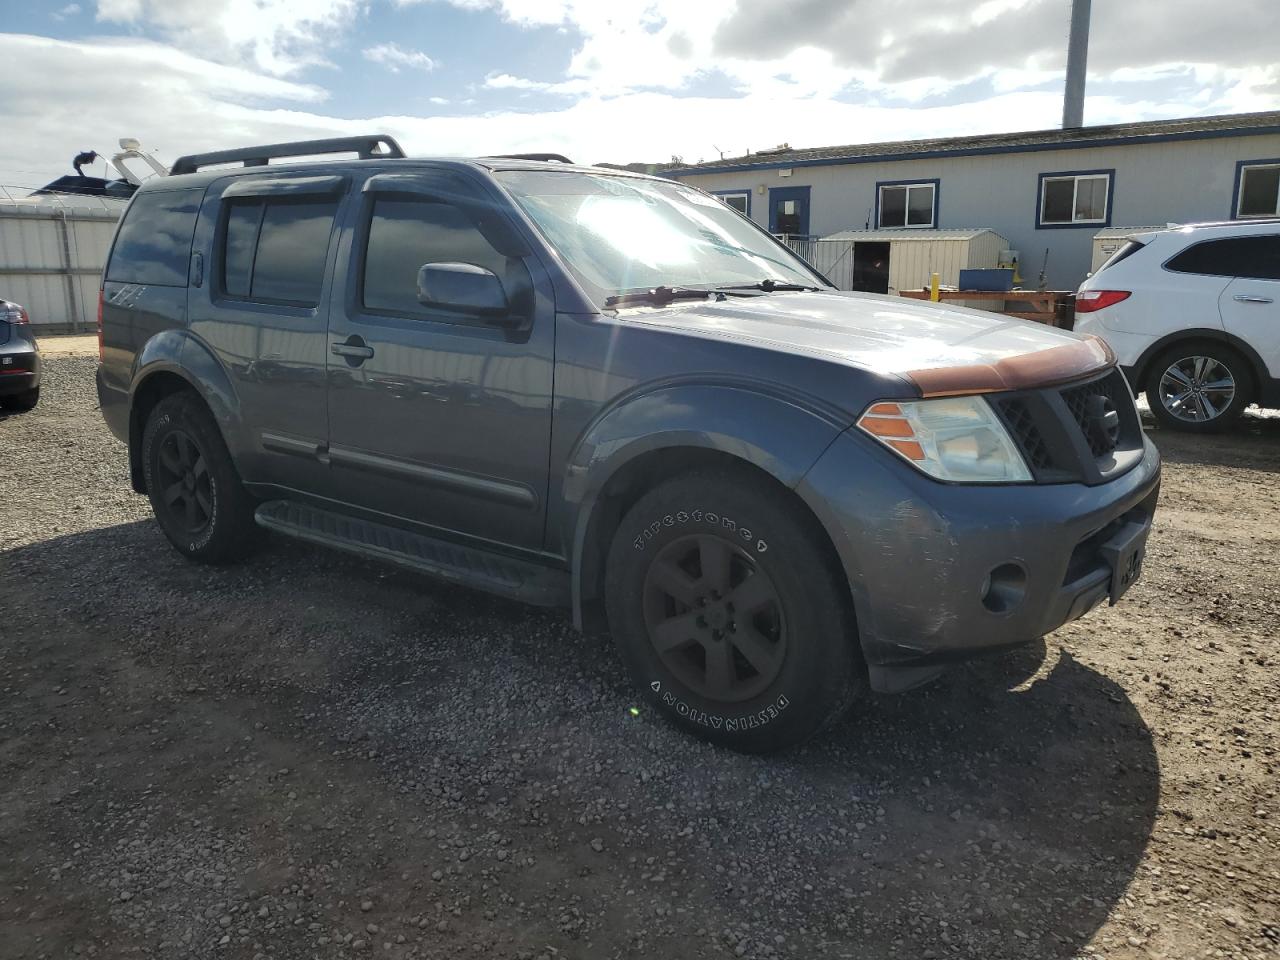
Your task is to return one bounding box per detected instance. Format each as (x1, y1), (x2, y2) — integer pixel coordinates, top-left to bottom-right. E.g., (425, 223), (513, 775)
(1233, 294), (1274, 304)
(332, 341), (375, 359)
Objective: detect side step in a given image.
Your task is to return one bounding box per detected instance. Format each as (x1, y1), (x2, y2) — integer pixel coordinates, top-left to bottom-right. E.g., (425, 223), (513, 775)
(254, 500), (569, 607)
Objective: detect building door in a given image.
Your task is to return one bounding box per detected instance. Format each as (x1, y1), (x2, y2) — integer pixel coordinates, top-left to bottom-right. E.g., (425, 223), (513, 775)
(851, 241), (891, 294)
(768, 186), (810, 237)
(323, 169), (555, 550)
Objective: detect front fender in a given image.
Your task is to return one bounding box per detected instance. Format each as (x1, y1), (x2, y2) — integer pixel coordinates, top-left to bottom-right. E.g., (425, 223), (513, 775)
(563, 382), (847, 627)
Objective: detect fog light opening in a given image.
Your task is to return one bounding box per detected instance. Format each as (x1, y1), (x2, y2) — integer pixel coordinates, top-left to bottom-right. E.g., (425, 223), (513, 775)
(981, 563), (1027, 614)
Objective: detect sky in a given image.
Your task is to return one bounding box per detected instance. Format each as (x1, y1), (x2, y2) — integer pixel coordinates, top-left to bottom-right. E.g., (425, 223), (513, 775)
(0, 0), (1278, 187)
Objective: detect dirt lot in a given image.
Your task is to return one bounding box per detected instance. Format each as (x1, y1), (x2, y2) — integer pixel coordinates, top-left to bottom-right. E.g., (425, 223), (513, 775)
(1, 348), (1277, 960)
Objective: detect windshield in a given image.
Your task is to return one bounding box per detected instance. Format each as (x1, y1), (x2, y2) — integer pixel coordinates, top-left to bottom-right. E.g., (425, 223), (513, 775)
(494, 170), (826, 305)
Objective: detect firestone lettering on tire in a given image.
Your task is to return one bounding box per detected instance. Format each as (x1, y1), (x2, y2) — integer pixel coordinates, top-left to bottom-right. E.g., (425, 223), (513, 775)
(632, 508), (767, 554)
(658, 691), (790, 730)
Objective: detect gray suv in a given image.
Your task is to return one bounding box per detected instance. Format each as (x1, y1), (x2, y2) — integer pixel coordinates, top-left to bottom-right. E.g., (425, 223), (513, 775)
(96, 135), (1161, 752)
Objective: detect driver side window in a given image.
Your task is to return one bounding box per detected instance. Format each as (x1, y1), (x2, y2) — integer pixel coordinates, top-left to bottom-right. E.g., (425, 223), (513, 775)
(362, 198), (513, 317)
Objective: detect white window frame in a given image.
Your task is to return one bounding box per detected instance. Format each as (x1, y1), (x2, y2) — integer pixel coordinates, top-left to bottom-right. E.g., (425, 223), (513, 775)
(877, 182), (936, 229)
(713, 190), (751, 216)
(1236, 162), (1280, 219)
(1039, 172), (1111, 226)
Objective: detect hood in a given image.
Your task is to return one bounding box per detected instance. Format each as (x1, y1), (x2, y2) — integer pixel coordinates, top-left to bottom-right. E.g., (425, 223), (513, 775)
(620, 289), (1113, 396)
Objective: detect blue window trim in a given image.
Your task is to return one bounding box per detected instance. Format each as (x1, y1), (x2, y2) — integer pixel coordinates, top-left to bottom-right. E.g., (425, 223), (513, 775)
(768, 185), (811, 236)
(1036, 168), (1114, 230)
(1230, 157), (1280, 219)
(709, 188), (752, 217)
(875, 177), (940, 229)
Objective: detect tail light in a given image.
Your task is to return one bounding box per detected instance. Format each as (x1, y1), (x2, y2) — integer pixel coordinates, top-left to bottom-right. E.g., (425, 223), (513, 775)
(0, 304), (29, 323)
(1074, 290), (1131, 313)
(97, 289), (105, 363)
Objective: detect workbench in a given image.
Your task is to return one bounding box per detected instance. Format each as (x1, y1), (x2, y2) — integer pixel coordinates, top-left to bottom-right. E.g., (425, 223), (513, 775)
(899, 289), (1076, 326)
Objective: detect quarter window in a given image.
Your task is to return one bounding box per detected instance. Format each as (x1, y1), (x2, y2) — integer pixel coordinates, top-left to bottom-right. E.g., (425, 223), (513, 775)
(106, 189), (202, 287)
(362, 198), (513, 317)
(221, 198), (338, 306)
(1237, 162), (1280, 218)
(878, 182), (935, 228)
(1039, 172), (1111, 226)
(1165, 236), (1280, 281)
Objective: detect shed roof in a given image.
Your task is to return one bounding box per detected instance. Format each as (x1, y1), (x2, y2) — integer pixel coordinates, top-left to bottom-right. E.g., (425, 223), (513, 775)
(822, 228), (1005, 242)
(669, 110), (1280, 176)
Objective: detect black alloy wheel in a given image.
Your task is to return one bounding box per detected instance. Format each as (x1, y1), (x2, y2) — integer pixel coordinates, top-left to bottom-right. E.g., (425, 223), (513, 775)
(642, 534), (787, 703)
(155, 428), (213, 535)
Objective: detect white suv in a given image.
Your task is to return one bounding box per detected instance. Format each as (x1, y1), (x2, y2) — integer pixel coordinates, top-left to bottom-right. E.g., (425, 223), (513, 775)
(1074, 220), (1280, 431)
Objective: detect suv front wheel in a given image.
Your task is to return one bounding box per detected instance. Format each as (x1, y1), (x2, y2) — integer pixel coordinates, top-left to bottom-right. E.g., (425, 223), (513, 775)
(1144, 342), (1253, 432)
(605, 470), (863, 753)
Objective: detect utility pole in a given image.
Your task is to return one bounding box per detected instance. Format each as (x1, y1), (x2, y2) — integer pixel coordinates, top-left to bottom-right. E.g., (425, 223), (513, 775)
(1062, 0), (1091, 129)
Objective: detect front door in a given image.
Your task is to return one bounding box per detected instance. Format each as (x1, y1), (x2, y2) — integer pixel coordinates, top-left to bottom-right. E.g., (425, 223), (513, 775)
(768, 186), (811, 238)
(1217, 234), (1280, 381)
(324, 170), (555, 550)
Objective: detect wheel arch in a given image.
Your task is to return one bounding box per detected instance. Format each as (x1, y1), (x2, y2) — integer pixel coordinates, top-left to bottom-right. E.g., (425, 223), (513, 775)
(563, 381), (859, 635)
(128, 332), (242, 494)
(1130, 328), (1268, 401)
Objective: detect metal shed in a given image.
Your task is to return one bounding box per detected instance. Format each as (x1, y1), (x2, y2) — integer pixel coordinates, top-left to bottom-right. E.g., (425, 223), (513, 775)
(1091, 226), (1166, 274)
(0, 193), (124, 333)
(789, 228), (1009, 294)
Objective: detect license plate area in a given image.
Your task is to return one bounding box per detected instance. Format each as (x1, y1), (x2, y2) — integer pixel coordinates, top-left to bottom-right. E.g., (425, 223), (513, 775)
(1099, 520), (1149, 604)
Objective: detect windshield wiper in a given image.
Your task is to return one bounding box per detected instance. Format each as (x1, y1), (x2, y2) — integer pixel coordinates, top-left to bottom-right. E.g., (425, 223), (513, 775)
(714, 279), (824, 293)
(603, 286), (725, 308)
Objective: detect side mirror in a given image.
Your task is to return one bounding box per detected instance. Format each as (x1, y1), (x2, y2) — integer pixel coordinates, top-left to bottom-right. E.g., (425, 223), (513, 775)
(416, 262), (509, 319)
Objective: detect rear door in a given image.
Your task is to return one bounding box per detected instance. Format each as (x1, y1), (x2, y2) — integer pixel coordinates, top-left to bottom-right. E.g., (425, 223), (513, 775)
(187, 173), (349, 491)
(99, 188), (202, 395)
(323, 168), (555, 550)
(1216, 235), (1280, 379)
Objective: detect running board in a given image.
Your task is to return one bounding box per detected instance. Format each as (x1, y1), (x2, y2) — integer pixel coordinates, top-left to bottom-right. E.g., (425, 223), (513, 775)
(254, 500), (569, 607)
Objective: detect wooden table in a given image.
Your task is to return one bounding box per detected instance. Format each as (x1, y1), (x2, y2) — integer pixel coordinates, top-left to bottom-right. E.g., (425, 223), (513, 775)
(899, 289), (1075, 326)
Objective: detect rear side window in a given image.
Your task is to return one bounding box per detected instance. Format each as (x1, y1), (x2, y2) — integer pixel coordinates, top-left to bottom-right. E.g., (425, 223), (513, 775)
(1097, 239), (1145, 273)
(221, 199), (338, 306)
(362, 198), (511, 316)
(106, 189), (201, 287)
(1166, 236), (1280, 281)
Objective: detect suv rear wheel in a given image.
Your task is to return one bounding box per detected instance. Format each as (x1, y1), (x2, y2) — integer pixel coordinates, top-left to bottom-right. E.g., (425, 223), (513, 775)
(142, 393), (260, 563)
(605, 470), (863, 753)
(1144, 342), (1253, 432)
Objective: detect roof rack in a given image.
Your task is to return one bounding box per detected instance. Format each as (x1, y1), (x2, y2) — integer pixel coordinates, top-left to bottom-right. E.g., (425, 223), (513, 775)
(490, 153), (574, 164)
(170, 135), (405, 175)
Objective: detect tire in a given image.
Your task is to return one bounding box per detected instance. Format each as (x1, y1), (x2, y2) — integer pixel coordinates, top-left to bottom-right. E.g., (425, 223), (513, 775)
(605, 469), (863, 753)
(141, 392), (260, 563)
(1143, 342), (1253, 433)
(1, 387), (39, 412)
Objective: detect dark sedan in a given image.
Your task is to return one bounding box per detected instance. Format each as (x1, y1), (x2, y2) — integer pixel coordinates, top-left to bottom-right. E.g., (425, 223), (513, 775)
(0, 298), (41, 412)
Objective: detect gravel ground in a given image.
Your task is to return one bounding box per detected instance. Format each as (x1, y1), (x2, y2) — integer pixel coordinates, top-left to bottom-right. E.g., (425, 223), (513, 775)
(1, 353), (1277, 960)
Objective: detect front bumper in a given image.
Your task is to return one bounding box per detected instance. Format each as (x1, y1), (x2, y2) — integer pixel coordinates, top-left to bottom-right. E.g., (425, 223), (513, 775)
(799, 428), (1161, 693)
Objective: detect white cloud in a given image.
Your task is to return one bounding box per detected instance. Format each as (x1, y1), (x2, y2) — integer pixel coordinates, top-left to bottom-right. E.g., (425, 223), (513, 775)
(3, 2), (1279, 189)
(93, 0), (361, 75)
(483, 72), (590, 95)
(363, 42), (437, 73)
(52, 3), (82, 19)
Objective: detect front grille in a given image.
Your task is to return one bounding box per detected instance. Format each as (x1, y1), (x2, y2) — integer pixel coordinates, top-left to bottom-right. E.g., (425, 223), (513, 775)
(993, 398), (1054, 470)
(991, 368), (1143, 486)
(1061, 372), (1125, 457)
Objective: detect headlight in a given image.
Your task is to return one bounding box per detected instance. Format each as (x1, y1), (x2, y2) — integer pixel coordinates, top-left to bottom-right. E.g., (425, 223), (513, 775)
(857, 396), (1032, 483)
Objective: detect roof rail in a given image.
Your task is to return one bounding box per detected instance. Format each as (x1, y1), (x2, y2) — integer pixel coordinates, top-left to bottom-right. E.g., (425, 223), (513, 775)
(170, 135), (405, 175)
(490, 153), (573, 164)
